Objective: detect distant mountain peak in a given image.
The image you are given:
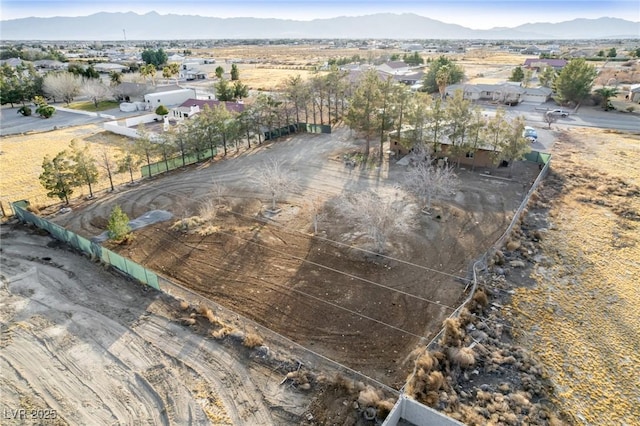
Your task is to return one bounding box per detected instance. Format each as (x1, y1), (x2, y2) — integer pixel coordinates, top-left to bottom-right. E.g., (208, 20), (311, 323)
(1, 12), (638, 40)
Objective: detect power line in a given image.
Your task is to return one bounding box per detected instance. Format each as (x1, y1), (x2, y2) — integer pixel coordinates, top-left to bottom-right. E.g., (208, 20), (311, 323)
(149, 227), (434, 340)
(109, 185), (460, 311)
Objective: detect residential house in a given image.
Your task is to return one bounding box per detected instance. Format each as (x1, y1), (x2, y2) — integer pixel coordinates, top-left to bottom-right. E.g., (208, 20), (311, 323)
(0, 58), (24, 67)
(168, 54), (185, 62)
(521, 87), (553, 103)
(444, 83), (551, 105)
(401, 43), (424, 52)
(144, 88), (197, 108)
(520, 45), (543, 55)
(171, 98), (245, 119)
(378, 61), (410, 76)
(181, 68), (208, 81)
(33, 60), (66, 70)
(523, 58), (567, 70)
(394, 71), (424, 86)
(113, 82), (151, 102)
(93, 63), (129, 73)
(627, 85), (640, 103)
(389, 126), (500, 169)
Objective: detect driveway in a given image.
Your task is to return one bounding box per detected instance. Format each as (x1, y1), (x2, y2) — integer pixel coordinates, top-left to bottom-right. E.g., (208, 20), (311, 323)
(0, 104), (144, 136)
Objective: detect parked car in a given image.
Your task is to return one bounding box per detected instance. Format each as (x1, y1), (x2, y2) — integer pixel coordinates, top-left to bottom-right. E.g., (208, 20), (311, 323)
(547, 109), (570, 117)
(523, 126), (538, 142)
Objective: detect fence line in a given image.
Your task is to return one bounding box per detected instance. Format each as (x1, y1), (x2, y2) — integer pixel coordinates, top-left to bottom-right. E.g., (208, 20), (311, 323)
(10, 201), (399, 397)
(10, 155), (551, 405)
(141, 148), (217, 177)
(402, 156), (552, 392)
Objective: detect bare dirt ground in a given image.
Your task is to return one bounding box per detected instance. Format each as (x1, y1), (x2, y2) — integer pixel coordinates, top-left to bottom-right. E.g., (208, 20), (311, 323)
(45, 126), (539, 390)
(0, 223), (315, 425)
(398, 128), (639, 425)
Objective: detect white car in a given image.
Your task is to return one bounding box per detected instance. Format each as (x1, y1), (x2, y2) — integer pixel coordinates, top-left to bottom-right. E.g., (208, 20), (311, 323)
(523, 126), (537, 142)
(547, 109), (570, 117)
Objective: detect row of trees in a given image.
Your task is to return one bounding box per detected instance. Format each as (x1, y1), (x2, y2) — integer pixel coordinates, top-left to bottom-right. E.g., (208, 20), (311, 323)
(345, 69), (529, 171)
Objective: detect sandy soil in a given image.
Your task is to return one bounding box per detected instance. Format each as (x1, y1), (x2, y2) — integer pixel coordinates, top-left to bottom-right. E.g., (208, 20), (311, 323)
(46, 126), (539, 389)
(0, 125), (130, 208)
(0, 223), (315, 425)
(510, 128), (640, 424)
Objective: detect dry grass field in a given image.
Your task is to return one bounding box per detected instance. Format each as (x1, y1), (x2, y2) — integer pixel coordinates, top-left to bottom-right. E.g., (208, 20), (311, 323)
(0, 124), (130, 210)
(511, 128), (640, 425)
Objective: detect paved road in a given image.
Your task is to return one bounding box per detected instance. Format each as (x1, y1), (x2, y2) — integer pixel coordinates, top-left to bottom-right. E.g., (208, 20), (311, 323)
(0, 104), (142, 136)
(482, 101), (640, 132)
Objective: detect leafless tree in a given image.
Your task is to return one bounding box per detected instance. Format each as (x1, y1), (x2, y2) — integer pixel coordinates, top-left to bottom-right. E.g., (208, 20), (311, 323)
(543, 111), (558, 129)
(82, 78), (113, 108)
(43, 72), (82, 105)
(305, 196), (325, 235)
(337, 188), (416, 254)
(404, 149), (460, 212)
(254, 158), (299, 211)
(198, 198), (218, 222)
(197, 182), (229, 223)
(96, 145), (118, 192)
(209, 180), (228, 205)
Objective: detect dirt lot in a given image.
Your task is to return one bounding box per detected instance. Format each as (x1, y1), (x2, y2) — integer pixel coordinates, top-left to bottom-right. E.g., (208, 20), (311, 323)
(45, 126), (539, 389)
(0, 223), (315, 425)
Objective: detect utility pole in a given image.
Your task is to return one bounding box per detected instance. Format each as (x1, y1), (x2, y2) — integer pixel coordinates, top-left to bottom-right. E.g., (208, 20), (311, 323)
(123, 29), (127, 42)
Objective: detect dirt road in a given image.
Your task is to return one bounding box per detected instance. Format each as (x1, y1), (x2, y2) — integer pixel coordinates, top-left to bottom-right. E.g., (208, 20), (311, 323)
(0, 223), (311, 425)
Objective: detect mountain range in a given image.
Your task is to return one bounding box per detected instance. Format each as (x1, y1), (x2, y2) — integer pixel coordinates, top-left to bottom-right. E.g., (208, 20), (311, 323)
(1, 12), (638, 40)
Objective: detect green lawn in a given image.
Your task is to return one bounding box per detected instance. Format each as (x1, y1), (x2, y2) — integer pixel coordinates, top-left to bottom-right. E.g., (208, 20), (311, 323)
(67, 100), (120, 112)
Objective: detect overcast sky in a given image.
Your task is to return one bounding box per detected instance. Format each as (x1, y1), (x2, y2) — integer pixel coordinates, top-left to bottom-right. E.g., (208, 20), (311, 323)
(1, 0), (638, 29)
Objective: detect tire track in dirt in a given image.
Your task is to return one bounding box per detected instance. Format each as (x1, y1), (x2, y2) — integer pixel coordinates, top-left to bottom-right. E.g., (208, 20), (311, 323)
(47, 128), (537, 388)
(0, 225), (307, 425)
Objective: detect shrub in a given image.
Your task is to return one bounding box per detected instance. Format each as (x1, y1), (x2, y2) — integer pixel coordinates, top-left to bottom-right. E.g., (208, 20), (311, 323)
(441, 318), (464, 346)
(473, 289), (489, 307)
(17, 106), (32, 116)
(155, 104), (169, 116)
(242, 332), (264, 348)
(211, 325), (233, 339)
(180, 317), (196, 326)
(107, 205), (131, 241)
(36, 104), (55, 118)
(450, 346), (476, 368)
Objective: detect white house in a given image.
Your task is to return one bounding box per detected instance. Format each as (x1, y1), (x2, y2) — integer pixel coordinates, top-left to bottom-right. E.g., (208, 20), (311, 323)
(93, 63), (128, 73)
(378, 61), (410, 76)
(627, 85), (640, 103)
(144, 88), (197, 108)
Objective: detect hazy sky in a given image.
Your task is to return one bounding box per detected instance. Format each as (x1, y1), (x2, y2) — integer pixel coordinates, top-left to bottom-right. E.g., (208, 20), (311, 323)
(1, 0), (638, 29)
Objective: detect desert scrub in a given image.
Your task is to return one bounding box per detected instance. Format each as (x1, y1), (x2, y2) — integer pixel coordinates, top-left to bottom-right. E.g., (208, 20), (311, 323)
(510, 128), (640, 425)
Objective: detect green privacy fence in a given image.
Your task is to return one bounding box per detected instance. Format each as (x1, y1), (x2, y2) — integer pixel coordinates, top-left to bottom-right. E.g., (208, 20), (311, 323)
(298, 122), (332, 134)
(264, 122), (332, 141)
(141, 148), (217, 178)
(11, 202), (160, 291)
(524, 150), (551, 165)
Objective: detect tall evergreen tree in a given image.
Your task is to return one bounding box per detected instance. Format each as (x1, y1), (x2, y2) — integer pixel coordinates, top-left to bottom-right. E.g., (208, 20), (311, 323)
(70, 140), (99, 198)
(39, 151), (78, 204)
(553, 59), (597, 106)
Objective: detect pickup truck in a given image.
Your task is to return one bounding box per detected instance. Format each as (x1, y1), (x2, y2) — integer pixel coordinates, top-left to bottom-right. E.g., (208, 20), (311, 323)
(547, 109), (570, 117)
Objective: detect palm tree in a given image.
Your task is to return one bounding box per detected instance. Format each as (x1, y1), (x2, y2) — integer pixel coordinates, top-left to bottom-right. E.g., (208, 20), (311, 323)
(109, 71), (122, 86)
(162, 63), (180, 84)
(594, 87), (619, 111)
(436, 65), (451, 100)
(140, 64), (157, 85)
